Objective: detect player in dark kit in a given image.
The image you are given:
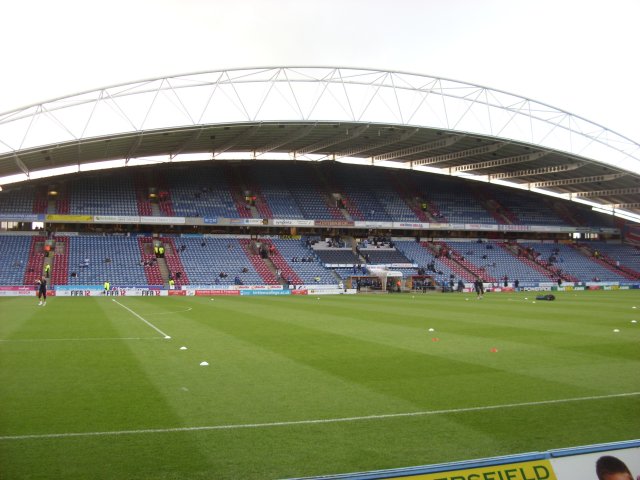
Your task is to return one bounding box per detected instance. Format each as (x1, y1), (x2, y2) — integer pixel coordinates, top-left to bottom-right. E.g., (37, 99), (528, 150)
(37, 277), (47, 306)
(474, 277), (484, 299)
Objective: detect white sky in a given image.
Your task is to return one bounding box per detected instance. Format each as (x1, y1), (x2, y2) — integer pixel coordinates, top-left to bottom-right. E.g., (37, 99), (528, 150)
(1, 0), (639, 143)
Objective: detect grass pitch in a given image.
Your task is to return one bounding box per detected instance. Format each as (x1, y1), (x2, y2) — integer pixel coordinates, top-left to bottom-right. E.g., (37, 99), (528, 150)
(1, 291), (639, 479)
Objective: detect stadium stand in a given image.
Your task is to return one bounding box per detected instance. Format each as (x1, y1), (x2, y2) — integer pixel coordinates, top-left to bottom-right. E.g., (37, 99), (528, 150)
(177, 237), (271, 285)
(160, 237), (189, 287)
(268, 238), (337, 284)
(167, 167), (239, 218)
(0, 235), (32, 285)
(519, 242), (629, 282)
(238, 239), (279, 284)
(23, 236), (46, 285)
(0, 162), (616, 227)
(0, 186), (37, 215)
(246, 165), (304, 219)
(67, 236), (149, 286)
(580, 241), (640, 279)
(50, 237), (70, 286)
(67, 174), (139, 216)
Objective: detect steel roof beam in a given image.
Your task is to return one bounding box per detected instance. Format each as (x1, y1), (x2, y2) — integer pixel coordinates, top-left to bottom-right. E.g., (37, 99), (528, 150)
(372, 135), (461, 161)
(532, 173), (626, 188)
(256, 124), (316, 155)
(13, 154), (29, 176)
(125, 133), (145, 163)
(452, 151), (547, 173)
(573, 187), (640, 198)
(170, 127), (205, 159)
(336, 128), (419, 158)
(213, 125), (260, 157)
(613, 203), (640, 208)
(489, 162), (583, 180)
(294, 124), (369, 156)
(413, 142), (504, 166)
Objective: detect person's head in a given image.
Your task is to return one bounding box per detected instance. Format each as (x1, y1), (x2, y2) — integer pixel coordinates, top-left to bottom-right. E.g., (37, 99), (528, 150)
(596, 456), (633, 480)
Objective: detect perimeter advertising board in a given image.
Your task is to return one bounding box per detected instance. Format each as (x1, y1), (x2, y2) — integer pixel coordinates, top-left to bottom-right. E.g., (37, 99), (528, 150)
(390, 459), (555, 480)
(0, 286), (35, 297)
(345, 443), (639, 480)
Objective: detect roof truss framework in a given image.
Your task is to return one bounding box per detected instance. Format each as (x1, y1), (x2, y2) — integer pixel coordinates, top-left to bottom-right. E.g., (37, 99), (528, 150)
(573, 187), (640, 198)
(335, 128), (419, 159)
(372, 135), (462, 161)
(489, 162), (584, 180)
(413, 142), (504, 167)
(531, 173), (626, 188)
(255, 124), (316, 156)
(293, 124), (370, 156)
(0, 67), (638, 218)
(452, 151), (547, 173)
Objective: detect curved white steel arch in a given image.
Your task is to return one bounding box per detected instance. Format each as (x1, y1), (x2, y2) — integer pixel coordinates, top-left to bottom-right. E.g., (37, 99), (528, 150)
(0, 66), (639, 174)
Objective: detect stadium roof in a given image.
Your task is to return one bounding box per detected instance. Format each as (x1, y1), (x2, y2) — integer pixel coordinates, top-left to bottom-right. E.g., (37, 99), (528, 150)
(1, 67), (639, 221)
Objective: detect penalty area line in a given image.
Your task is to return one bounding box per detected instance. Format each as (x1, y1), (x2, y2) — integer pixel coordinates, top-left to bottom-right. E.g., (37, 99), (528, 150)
(1, 391), (638, 441)
(111, 299), (171, 339)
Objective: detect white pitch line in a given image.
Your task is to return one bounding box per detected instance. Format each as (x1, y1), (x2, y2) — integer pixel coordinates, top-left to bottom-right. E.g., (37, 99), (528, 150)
(0, 337), (163, 343)
(145, 307), (193, 316)
(1, 391), (637, 442)
(111, 299), (172, 339)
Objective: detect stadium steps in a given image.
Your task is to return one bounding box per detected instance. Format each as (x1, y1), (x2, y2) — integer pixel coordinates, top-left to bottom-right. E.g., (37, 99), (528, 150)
(399, 173), (445, 221)
(134, 173), (153, 216)
(56, 188), (70, 214)
(309, 164), (353, 221)
(429, 241), (497, 282)
(238, 239), (279, 284)
(50, 237), (69, 285)
(156, 174), (175, 217)
(421, 242), (474, 282)
(161, 237), (190, 286)
(32, 186), (48, 214)
(23, 236), (46, 285)
(236, 166), (273, 219)
(548, 198), (582, 226)
(257, 239), (303, 285)
(227, 165), (255, 218)
(471, 187), (515, 225)
(138, 238), (164, 285)
(497, 243), (559, 281)
(387, 170), (429, 222)
(572, 243), (639, 280)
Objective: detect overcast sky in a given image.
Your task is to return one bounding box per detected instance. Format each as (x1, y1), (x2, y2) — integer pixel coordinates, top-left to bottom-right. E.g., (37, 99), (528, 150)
(2, 0), (638, 143)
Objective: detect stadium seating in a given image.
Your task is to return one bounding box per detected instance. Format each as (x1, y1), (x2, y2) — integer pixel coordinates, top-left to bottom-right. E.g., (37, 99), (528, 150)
(583, 241), (640, 278)
(520, 242), (630, 282)
(268, 238), (338, 284)
(0, 186), (37, 215)
(67, 174), (139, 216)
(0, 162), (617, 227)
(0, 235), (33, 285)
(166, 167), (239, 218)
(67, 236), (149, 285)
(178, 237), (270, 285)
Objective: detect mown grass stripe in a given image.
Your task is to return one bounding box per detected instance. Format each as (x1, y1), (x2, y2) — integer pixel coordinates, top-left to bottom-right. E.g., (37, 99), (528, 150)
(2, 391), (637, 441)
